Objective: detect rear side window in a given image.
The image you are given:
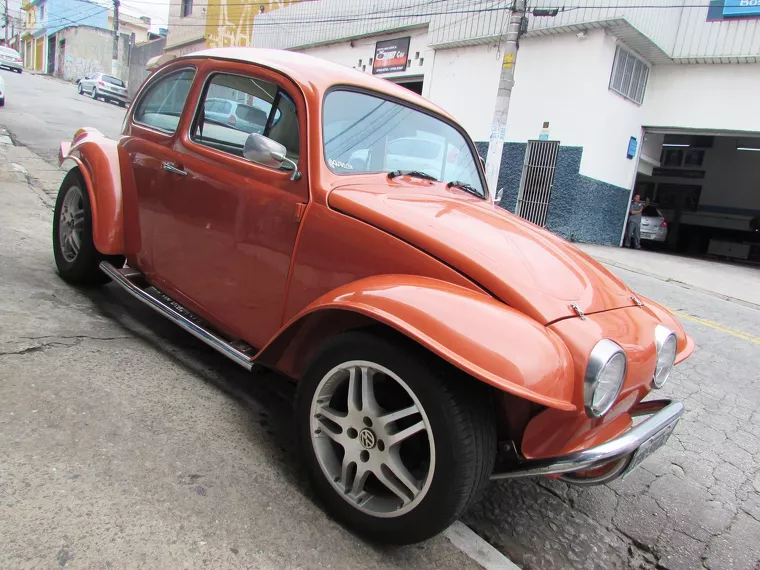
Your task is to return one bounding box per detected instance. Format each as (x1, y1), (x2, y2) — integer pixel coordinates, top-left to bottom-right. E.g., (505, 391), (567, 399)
(192, 73), (299, 164)
(103, 75), (124, 87)
(642, 205), (661, 216)
(134, 69), (195, 134)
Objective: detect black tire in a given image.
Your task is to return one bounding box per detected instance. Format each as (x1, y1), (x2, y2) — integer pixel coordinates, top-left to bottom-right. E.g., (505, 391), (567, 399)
(52, 169), (124, 285)
(17, 68), (22, 74)
(78, 83), (83, 95)
(91, 88), (98, 100)
(295, 330), (496, 544)
(0, 97), (5, 107)
(119, 101), (126, 108)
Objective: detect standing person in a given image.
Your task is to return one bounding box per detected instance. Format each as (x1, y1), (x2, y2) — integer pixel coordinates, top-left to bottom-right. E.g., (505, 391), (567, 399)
(624, 194), (645, 249)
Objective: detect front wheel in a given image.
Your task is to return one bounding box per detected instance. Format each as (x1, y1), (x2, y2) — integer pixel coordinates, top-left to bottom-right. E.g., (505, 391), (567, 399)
(296, 330), (496, 544)
(52, 170), (124, 285)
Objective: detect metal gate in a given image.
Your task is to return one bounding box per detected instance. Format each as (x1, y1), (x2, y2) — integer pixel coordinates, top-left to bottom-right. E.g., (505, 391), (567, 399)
(515, 140), (560, 227)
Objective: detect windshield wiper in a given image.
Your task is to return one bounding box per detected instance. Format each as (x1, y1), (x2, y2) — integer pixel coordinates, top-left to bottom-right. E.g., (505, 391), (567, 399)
(446, 180), (484, 198)
(388, 170), (437, 181)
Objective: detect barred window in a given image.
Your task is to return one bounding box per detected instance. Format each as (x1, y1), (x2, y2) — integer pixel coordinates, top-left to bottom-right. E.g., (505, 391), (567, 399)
(609, 45), (649, 105)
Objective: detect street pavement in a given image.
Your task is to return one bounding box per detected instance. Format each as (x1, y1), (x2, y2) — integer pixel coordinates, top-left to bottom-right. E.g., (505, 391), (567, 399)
(2, 68), (760, 569)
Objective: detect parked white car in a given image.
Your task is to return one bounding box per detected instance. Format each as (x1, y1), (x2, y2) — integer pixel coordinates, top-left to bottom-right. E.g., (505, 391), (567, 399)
(78, 73), (128, 107)
(0, 47), (23, 73)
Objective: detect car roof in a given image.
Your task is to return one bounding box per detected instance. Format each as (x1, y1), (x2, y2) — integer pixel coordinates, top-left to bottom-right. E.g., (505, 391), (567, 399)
(179, 48), (456, 123)
(0, 46), (19, 54)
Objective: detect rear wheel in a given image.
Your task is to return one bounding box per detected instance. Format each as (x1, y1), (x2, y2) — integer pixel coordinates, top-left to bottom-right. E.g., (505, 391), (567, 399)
(91, 87), (98, 100)
(78, 83), (83, 95)
(0, 97), (4, 107)
(296, 330), (496, 544)
(52, 169), (124, 285)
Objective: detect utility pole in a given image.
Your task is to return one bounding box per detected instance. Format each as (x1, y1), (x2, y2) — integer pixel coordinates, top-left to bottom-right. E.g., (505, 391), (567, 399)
(4, 0), (9, 46)
(112, 0), (120, 76)
(485, 0), (526, 202)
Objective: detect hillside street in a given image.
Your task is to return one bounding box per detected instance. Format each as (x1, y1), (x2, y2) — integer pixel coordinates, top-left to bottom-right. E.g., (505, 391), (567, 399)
(1, 68), (760, 569)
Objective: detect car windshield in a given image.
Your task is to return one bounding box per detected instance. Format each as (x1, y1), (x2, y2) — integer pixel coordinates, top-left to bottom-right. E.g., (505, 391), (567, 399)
(102, 75), (124, 87)
(323, 90), (485, 197)
(0, 47), (19, 58)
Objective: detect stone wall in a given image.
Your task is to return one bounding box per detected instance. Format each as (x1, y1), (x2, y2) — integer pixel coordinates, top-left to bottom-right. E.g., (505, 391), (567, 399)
(478, 141), (630, 246)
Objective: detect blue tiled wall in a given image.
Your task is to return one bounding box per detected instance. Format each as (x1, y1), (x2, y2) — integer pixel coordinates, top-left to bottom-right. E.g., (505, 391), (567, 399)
(477, 141), (630, 246)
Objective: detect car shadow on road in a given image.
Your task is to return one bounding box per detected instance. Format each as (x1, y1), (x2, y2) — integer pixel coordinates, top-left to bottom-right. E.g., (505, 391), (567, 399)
(76, 282), (430, 557)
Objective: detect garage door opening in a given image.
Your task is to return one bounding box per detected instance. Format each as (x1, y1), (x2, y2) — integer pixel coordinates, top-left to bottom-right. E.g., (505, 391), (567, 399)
(390, 76), (424, 95)
(633, 130), (760, 262)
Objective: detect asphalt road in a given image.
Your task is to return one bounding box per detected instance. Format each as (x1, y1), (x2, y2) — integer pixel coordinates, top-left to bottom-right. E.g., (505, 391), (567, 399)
(2, 68), (760, 569)
(0, 69), (124, 163)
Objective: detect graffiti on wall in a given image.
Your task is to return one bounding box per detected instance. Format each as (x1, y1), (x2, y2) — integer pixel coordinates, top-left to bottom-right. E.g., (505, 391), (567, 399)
(205, 0), (300, 48)
(62, 55), (104, 82)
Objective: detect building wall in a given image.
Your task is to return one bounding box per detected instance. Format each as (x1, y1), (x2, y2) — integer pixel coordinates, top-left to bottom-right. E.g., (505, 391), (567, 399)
(644, 63), (760, 133)
(126, 36), (167, 99)
(299, 28), (431, 86)
(205, 0), (300, 49)
(55, 26), (129, 81)
(427, 43), (503, 141)
(165, 0), (206, 51)
(505, 29), (643, 191)
(46, 0), (108, 35)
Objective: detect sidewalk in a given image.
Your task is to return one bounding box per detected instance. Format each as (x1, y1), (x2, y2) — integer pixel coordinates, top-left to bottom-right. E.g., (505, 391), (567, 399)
(577, 243), (760, 308)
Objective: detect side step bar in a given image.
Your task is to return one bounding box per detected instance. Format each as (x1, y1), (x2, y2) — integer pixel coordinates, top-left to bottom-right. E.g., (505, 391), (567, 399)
(100, 262), (255, 370)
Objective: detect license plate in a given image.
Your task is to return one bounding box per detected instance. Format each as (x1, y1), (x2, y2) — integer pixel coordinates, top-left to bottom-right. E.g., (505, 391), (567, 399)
(622, 420), (678, 478)
(641, 232), (655, 239)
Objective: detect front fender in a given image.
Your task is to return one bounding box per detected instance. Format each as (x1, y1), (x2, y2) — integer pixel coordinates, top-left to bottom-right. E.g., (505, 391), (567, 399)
(59, 128), (123, 255)
(257, 275), (576, 411)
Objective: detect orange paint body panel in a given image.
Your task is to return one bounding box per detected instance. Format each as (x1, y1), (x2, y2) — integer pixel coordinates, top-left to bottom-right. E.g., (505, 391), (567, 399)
(266, 275), (576, 410)
(522, 305), (694, 459)
(59, 128), (124, 255)
(56, 48), (694, 470)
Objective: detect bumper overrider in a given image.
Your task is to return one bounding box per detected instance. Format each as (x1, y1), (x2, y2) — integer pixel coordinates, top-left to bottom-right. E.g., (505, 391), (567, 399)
(491, 399), (683, 484)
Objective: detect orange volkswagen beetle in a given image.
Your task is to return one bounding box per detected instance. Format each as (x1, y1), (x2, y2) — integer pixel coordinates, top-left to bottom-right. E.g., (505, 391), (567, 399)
(54, 48), (693, 544)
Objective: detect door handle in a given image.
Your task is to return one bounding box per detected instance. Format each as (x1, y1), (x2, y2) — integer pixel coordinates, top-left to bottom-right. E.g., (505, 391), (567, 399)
(162, 162), (187, 176)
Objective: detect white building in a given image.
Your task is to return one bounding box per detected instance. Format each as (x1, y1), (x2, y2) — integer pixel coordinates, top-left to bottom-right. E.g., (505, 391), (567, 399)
(251, 0), (760, 256)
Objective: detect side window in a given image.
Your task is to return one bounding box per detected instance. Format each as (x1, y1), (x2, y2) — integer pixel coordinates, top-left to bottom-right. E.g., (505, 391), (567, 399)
(133, 69), (195, 134)
(192, 73), (300, 164)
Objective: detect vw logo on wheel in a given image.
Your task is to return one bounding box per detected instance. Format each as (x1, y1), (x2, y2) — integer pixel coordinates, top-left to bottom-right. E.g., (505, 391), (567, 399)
(359, 428), (376, 449)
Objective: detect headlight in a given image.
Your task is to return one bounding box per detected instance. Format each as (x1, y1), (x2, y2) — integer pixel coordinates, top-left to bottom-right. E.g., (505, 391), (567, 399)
(653, 325), (677, 388)
(584, 339), (627, 418)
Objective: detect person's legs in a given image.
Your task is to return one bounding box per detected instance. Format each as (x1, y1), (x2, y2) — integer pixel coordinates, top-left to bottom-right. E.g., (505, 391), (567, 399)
(632, 218), (641, 249)
(624, 220), (632, 247)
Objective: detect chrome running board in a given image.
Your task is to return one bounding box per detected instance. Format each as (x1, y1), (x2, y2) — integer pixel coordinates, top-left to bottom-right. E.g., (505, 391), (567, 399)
(100, 262), (256, 370)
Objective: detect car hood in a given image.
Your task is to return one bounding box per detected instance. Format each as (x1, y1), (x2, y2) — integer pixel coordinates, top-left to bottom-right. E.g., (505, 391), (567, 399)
(327, 180), (636, 324)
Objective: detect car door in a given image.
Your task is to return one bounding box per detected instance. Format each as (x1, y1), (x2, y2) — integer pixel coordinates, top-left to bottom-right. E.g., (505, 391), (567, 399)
(119, 66), (197, 276)
(151, 62), (309, 348)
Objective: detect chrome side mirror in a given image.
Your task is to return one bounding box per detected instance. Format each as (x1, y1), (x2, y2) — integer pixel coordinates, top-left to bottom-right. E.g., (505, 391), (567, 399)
(495, 187), (504, 203)
(243, 133), (301, 181)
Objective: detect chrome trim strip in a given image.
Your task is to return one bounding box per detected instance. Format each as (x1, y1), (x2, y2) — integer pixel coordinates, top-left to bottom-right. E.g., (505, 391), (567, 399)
(490, 399), (684, 480)
(100, 262), (254, 370)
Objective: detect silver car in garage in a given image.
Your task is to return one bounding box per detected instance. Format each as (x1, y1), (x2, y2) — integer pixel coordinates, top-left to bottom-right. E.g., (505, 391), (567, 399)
(640, 204), (669, 243)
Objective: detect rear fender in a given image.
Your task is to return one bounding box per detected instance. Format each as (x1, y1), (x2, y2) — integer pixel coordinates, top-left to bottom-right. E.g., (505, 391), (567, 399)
(256, 275), (576, 411)
(59, 128), (123, 255)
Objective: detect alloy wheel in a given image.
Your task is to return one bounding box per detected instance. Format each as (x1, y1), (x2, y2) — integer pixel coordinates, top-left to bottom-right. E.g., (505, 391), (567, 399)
(309, 360), (435, 518)
(58, 186), (84, 262)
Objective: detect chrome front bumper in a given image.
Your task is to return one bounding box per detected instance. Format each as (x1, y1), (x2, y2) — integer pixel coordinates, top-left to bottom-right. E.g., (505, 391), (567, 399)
(490, 399), (683, 483)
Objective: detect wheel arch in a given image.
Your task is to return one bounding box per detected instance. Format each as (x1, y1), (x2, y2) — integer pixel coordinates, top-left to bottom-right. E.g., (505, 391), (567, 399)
(59, 128), (124, 255)
(256, 275), (577, 412)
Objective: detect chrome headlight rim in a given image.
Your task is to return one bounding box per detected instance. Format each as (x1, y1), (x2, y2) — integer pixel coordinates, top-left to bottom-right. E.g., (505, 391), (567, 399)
(653, 325), (677, 389)
(584, 339), (627, 418)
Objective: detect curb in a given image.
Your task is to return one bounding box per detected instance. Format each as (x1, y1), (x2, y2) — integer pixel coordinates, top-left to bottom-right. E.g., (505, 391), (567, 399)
(444, 522), (521, 570)
(592, 255), (760, 312)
